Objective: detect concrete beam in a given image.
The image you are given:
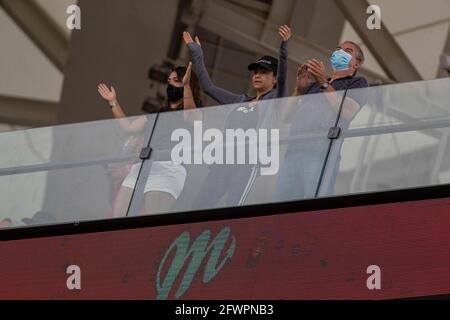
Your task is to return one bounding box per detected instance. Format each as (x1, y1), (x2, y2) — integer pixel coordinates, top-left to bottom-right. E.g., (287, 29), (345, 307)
(227, 0), (271, 15)
(443, 23), (450, 54)
(273, 0), (346, 51)
(0, 0), (69, 72)
(266, 0), (297, 26)
(334, 0), (422, 83)
(58, 0), (180, 124)
(437, 23), (450, 78)
(198, 0), (393, 84)
(0, 96), (58, 127)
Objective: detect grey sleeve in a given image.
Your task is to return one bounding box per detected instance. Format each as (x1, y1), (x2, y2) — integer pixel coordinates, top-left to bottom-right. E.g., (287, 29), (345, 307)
(187, 43), (244, 105)
(276, 41), (289, 98)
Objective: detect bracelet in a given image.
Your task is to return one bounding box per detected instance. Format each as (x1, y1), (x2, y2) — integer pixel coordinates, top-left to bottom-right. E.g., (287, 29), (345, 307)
(109, 101), (118, 108)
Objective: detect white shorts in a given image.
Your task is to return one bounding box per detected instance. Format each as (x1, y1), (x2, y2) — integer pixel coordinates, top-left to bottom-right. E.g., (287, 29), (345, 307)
(121, 161), (187, 199)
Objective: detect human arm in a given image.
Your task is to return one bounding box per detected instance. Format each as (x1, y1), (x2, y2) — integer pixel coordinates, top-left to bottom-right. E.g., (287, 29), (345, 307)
(182, 62), (196, 111)
(97, 83), (148, 133)
(181, 62), (203, 121)
(183, 32), (244, 105)
(276, 25), (291, 98)
(305, 60), (367, 120)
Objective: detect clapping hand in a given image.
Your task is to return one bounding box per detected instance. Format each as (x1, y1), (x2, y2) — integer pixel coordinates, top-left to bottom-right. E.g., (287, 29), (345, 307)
(305, 59), (328, 85)
(296, 64), (312, 90)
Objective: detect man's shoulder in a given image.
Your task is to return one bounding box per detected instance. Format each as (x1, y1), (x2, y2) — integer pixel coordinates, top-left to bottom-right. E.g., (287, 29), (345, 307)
(351, 76), (369, 88)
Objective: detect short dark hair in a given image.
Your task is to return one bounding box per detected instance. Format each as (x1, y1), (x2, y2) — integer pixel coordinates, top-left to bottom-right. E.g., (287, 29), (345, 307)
(343, 41), (365, 64)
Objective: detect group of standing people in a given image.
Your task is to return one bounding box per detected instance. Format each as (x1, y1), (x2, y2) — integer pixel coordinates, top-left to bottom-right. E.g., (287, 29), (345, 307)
(97, 25), (369, 217)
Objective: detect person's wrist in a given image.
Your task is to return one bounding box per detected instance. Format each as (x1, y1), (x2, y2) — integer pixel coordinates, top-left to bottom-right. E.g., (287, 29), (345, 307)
(294, 86), (305, 96)
(319, 76), (328, 85)
(320, 81), (330, 90)
(109, 99), (118, 108)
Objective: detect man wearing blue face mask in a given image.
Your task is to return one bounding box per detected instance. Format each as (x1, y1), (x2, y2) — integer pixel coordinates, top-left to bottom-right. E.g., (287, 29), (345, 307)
(300, 41), (368, 118)
(274, 41), (369, 203)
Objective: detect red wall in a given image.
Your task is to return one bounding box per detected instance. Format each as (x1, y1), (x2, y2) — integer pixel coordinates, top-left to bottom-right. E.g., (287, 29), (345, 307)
(1, 198), (450, 300)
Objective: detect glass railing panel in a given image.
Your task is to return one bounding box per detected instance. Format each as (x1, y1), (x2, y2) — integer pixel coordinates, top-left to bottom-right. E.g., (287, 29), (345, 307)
(0, 116), (153, 169)
(320, 78), (450, 197)
(128, 94), (339, 216)
(0, 166), (118, 228)
(3, 78), (449, 228)
(0, 115), (157, 228)
(345, 78), (450, 129)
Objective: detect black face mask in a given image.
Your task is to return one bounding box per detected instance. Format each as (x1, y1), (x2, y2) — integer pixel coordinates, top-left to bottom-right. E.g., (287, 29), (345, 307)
(166, 84), (184, 103)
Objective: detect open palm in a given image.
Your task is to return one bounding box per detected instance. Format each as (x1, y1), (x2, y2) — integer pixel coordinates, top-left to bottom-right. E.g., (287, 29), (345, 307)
(279, 25), (292, 42)
(97, 83), (117, 102)
(183, 31), (201, 47)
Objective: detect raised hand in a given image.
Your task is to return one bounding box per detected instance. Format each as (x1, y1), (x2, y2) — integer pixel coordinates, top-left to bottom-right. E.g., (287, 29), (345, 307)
(182, 62), (193, 86)
(278, 25), (292, 42)
(183, 31), (201, 47)
(97, 83), (117, 103)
